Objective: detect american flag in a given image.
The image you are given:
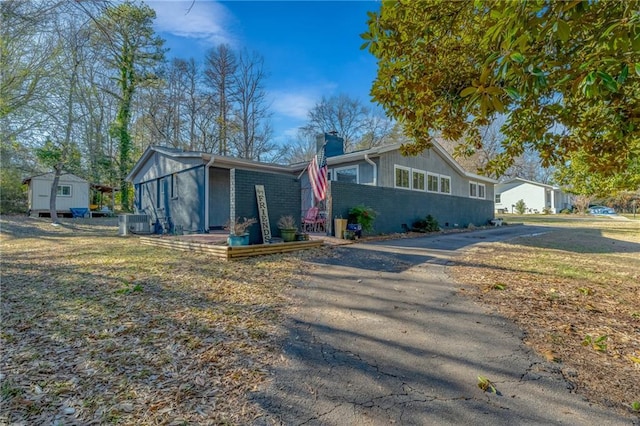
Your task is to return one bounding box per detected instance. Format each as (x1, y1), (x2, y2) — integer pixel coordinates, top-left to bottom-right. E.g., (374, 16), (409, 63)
(309, 151), (328, 201)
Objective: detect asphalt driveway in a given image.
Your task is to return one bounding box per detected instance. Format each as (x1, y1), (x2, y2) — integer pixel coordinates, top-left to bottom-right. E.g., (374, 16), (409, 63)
(252, 225), (638, 425)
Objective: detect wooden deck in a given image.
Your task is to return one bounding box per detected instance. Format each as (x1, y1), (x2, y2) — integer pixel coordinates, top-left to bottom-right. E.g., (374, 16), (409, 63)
(139, 235), (324, 260)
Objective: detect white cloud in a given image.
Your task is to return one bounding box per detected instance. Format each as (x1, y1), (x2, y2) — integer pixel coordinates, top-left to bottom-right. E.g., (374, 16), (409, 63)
(270, 91), (316, 121)
(149, 1), (236, 47)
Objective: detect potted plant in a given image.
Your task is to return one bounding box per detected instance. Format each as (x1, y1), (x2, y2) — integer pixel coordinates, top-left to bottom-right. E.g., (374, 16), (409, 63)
(225, 217), (257, 246)
(277, 215), (298, 242)
(348, 204), (377, 235)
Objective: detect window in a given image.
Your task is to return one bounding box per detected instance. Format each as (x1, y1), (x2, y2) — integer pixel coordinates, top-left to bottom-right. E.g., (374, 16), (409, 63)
(478, 183), (486, 199)
(171, 173), (179, 198)
(469, 181), (478, 198)
(412, 169), (426, 191)
(495, 194), (501, 203)
(57, 185), (72, 197)
(135, 184), (142, 210)
(440, 176), (451, 194)
(394, 166), (410, 189)
(427, 173), (439, 192)
(334, 166), (358, 183)
(157, 178), (165, 208)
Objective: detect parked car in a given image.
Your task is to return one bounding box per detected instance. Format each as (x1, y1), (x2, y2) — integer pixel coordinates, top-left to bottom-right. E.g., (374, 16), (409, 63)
(588, 206), (616, 215)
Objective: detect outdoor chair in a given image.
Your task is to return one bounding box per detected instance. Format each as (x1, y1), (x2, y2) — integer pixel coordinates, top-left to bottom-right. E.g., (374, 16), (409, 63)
(302, 207), (326, 233)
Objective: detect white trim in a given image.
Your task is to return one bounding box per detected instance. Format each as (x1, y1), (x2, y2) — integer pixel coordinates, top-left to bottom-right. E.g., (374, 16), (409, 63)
(412, 168), (426, 192)
(469, 181), (478, 198)
(333, 165), (359, 184)
(439, 175), (451, 195)
(394, 165), (411, 189)
(57, 184), (72, 197)
(427, 172), (439, 193)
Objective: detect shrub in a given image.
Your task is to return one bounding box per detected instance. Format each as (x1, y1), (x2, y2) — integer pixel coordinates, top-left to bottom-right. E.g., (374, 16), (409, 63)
(515, 199), (527, 214)
(412, 214), (440, 232)
(348, 205), (377, 232)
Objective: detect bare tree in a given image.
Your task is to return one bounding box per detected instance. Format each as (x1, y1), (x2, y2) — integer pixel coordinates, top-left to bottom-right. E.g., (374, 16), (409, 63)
(300, 94), (370, 153)
(204, 44), (237, 156)
(230, 50), (274, 160)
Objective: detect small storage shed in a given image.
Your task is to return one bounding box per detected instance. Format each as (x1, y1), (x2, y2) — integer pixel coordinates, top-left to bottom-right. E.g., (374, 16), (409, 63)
(23, 172), (90, 217)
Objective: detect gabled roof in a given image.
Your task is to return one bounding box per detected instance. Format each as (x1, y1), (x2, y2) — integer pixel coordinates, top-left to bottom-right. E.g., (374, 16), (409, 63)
(497, 177), (560, 190)
(126, 146), (295, 182)
(22, 172), (88, 185)
(291, 140), (497, 184)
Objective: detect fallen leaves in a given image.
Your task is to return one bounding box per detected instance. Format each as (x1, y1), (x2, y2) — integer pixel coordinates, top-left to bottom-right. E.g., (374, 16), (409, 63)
(450, 216), (640, 414)
(0, 215), (307, 425)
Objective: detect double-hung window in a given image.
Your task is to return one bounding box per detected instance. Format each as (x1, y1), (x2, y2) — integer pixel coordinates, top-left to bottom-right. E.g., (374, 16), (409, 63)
(440, 176), (451, 194)
(469, 181), (478, 198)
(478, 183), (486, 199)
(412, 169), (426, 191)
(394, 165), (410, 189)
(427, 173), (439, 192)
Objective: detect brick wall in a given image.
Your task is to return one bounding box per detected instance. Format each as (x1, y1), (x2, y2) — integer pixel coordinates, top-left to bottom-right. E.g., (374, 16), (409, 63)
(330, 181), (494, 235)
(231, 169), (301, 244)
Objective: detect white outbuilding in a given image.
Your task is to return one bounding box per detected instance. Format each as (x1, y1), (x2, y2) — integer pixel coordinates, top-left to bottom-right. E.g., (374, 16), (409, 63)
(23, 172), (90, 217)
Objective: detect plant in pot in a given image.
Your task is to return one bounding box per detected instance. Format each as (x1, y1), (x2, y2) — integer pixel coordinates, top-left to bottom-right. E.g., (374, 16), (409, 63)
(348, 204), (377, 237)
(277, 215), (298, 242)
(225, 217), (257, 246)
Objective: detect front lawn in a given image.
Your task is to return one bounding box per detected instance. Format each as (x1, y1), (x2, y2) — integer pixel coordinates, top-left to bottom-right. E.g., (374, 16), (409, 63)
(450, 214), (640, 415)
(0, 216), (308, 424)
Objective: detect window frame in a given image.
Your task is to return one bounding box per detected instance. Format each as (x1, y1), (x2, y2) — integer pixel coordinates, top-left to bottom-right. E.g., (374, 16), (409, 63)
(394, 165), (411, 189)
(469, 181), (478, 198)
(427, 172), (439, 193)
(171, 173), (179, 199)
(333, 165), (359, 184)
(439, 175), (451, 195)
(412, 168), (426, 191)
(495, 193), (501, 203)
(57, 185), (72, 197)
(478, 183), (486, 199)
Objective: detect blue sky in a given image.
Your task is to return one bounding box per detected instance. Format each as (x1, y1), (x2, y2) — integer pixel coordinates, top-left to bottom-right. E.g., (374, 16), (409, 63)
(147, 0), (381, 144)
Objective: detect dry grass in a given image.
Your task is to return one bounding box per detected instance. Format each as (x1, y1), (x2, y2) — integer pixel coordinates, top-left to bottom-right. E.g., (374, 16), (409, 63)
(450, 215), (640, 415)
(0, 215), (320, 425)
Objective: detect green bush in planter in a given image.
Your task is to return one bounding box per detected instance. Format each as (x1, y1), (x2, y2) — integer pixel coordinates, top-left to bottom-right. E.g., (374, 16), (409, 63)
(348, 205), (377, 233)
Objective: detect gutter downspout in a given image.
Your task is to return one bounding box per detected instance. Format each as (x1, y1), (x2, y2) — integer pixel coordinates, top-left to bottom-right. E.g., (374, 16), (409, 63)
(204, 156), (215, 231)
(364, 154), (377, 186)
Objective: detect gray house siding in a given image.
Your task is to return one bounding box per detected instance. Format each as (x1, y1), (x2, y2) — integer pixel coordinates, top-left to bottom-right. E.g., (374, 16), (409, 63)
(135, 165), (206, 233)
(232, 169), (301, 244)
(331, 181), (494, 235)
(132, 151), (204, 183)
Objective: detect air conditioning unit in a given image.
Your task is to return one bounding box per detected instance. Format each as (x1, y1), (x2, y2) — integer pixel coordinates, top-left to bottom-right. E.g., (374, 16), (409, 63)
(118, 214), (151, 236)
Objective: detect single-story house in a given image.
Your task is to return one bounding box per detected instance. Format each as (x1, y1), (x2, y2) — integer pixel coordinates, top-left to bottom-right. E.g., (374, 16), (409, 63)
(126, 134), (497, 242)
(494, 177), (571, 214)
(23, 172), (90, 217)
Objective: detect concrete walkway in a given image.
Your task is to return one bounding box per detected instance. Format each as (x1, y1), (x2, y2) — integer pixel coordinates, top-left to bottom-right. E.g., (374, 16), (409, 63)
(252, 226), (638, 425)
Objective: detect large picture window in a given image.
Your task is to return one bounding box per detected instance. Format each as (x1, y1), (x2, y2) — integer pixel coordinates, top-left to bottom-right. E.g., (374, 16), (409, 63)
(394, 166), (410, 189)
(334, 166), (358, 184)
(57, 185), (72, 197)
